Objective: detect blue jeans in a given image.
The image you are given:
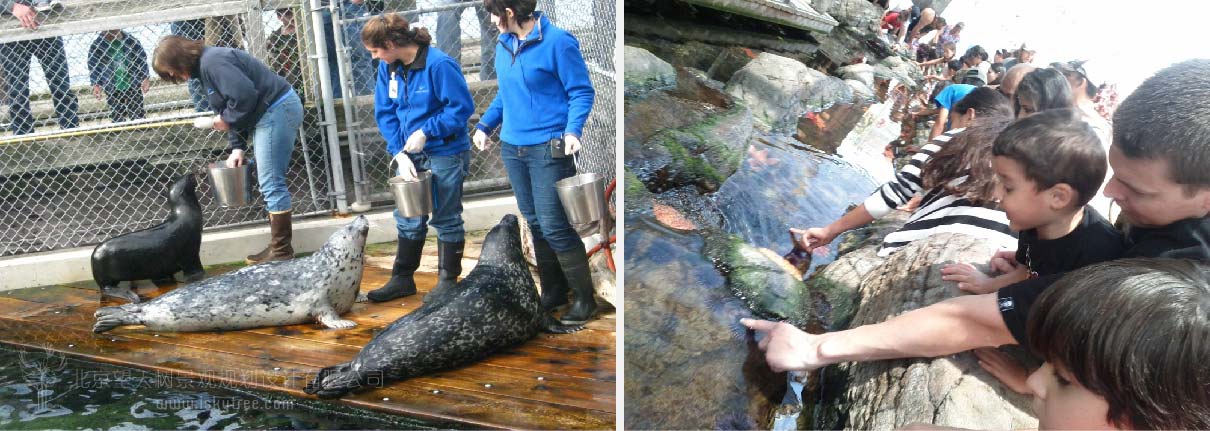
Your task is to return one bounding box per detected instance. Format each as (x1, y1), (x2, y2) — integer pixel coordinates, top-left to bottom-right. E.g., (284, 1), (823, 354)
(170, 20), (211, 112)
(323, 1), (374, 98)
(435, 1), (497, 80)
(501, 143), (579, 252)
(0, 37), (79, 134)
(395, 151), (469, 243)
(253, 91), (304, 212)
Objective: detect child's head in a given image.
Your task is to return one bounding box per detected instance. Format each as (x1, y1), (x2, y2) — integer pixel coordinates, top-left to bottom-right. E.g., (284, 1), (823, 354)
(942, 42), (956, 60)
(1106, 59), (1210, 227)
(991, 108), (1104, 232)
(1014, 68), (1072, 118)
(950, 87), (1011, 130)
(1026, 258), (1210, 430)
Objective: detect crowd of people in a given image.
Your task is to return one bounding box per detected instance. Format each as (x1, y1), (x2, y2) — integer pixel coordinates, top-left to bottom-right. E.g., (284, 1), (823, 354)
(755, 2), (1210, 429)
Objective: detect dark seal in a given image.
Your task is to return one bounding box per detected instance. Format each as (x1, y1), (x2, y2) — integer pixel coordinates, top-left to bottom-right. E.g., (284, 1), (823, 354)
(304, 214), (582, 399)
(91, 175), (204, 303)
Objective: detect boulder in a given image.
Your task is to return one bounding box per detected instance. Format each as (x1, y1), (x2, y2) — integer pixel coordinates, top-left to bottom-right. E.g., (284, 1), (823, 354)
(726, 52), (828, 131)
(837, 233), (1038, 429)
(706, 47), (757, 83)
(847, 79), (876, 101)
(874, 55), (924, 90)
(838, 63), (876, 88)
(624, 46), (677, 96)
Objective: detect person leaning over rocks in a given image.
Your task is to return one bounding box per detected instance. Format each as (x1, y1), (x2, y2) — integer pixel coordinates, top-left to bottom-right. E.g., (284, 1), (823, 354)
(743, 59), (1210, 386)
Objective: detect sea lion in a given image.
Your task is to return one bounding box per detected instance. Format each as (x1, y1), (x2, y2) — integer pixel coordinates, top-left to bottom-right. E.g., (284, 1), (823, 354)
(93, 216), (369, 333)
(304, 214), (581, 399)
(91, 175), (205, 303)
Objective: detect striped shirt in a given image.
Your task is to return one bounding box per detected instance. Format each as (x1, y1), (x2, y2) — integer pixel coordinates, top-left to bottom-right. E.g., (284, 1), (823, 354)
(865, 128), (1018, 256)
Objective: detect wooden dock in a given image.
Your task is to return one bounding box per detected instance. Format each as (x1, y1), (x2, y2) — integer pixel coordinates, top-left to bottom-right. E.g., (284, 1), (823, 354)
(0, 243), (616, 429)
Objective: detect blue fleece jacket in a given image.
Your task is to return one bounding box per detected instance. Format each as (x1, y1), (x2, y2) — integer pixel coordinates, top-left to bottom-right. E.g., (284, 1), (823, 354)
(375, 45), (473, 157)
(475, 12), (594, 146)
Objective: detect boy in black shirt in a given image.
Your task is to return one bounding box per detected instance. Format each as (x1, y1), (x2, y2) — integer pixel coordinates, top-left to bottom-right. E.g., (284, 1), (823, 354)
(941, 109), (1124, 294)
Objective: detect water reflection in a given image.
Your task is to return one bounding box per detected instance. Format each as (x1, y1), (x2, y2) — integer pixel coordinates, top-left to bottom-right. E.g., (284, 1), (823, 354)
(0, 347), (449, 430)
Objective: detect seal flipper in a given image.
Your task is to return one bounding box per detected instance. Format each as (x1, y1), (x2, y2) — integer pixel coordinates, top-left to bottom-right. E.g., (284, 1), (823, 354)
(304, 362), (360, 399)
(101, 283), (140, 303)
(542, 314), (584, 334)
(93, 305), (141, 333)
(314, 305), (357, 329)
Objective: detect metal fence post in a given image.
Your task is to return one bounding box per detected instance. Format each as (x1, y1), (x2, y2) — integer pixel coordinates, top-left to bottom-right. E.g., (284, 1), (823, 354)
(308, 0), (351, 214)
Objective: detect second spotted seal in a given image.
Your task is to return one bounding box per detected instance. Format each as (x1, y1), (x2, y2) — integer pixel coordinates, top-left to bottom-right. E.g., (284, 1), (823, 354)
(93, 216), (370, 333)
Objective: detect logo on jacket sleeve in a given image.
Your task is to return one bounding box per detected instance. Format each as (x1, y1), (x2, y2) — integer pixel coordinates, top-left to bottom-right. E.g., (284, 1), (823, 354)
(998, 297), (1015, 312)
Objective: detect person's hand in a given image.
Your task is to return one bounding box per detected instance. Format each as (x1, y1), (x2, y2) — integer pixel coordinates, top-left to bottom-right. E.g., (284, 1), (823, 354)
(940, 263), (994, 294)
(789, 227), (835, 252)
(404, 129), (426, 154)
(973, 348), (1032, 395)
(141, 79), (150, 94)
(740, 318), (823, 372)
(473, 129), (490, 151)
(225, 149), (245, 168)
(563, 134), (581, 156)
(393, 152), (418, 181)
(91, 85), (103, 100)
(11, 3), (38, 29)
(212, 115), (229, 131)
(988, 250), (1019, 275)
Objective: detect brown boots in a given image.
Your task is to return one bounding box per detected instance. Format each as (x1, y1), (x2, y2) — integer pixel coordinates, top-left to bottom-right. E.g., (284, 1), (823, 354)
(246, 210), (295, 264)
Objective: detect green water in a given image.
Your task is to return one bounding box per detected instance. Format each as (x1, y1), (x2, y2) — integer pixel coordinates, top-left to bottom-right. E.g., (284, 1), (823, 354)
(0, 346), (455, 430)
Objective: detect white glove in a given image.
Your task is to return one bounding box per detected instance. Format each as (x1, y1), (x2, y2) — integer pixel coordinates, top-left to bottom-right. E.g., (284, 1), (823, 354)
(404, 129), (427, 154)
(225, 149), (245, 168)
(192, 116), (214, 129)
(394, 152), (418, 181)
(473, 129), (489, 151)
(563, 134), (582, 156)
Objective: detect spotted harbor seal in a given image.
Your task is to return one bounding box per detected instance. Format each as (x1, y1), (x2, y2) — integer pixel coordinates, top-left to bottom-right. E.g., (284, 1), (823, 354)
(304, 214), (581, 399)
(91, 175), (205, 303)
(93, 216), (370, 333)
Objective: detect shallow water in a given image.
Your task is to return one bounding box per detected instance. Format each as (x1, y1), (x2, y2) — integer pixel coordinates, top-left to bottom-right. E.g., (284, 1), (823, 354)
(716, 134), (879, 276)
(0, 347), (449, 430)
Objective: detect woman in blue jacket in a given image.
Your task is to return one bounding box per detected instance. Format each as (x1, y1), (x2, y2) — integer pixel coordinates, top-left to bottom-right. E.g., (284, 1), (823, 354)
(362, 14), (474, 303)
(153, 35), (304, 265)
(473, 0), (597, 325)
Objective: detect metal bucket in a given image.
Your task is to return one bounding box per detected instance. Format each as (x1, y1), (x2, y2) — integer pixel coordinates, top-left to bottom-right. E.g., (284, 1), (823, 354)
(207, 162), (252, 207)
(555, 172), (606, 224)
(389, 171), (433, 218)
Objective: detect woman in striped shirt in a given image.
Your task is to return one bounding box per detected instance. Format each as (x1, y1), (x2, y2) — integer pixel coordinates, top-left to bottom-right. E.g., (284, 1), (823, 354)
(793, 87), (1017, 256)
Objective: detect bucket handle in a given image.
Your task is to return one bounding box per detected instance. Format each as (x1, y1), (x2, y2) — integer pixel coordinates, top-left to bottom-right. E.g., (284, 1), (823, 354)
(389, 152), (429, 177)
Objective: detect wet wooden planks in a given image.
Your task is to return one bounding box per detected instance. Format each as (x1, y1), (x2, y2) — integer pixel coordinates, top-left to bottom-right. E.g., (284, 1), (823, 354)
(0, 265), (616, 430)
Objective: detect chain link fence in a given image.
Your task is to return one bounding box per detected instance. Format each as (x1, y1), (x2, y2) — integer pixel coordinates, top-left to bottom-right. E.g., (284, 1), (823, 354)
(330, 0), (616, 208)
(0, 0), (333, 257)
(0, 0), (615, 258)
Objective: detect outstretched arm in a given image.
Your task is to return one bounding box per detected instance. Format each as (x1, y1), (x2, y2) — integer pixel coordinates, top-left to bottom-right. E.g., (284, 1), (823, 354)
(743, 293), (1015, 372)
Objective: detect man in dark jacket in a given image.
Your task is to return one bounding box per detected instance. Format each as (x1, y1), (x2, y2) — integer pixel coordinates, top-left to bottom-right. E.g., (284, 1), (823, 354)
(1, 0), (79, 134)
(89, 29), (150, 122)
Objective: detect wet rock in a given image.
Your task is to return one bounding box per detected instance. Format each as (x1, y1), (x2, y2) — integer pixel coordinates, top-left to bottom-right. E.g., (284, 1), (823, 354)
(629, 105), (752, 194)
(624, 46), (677, 97)
(706, 47), (757, 83)
(804, 76), (856, 112)
(874, 55), (924, 90)
(623, 168), (653, 215)
(726, 52), (828, 131)
(703, 234), (820, 329)
(623, 221), (785, 430)
(626, 38), (725, 73)
(847, 79), (876, 101)
(796, 103), (870, 154)
(669, 68), (732, 109)
(653, 185), (725, 231)
(836, 233), (1038, 429)
(803, 210), (908, 330)
(838, 63), (876, 88)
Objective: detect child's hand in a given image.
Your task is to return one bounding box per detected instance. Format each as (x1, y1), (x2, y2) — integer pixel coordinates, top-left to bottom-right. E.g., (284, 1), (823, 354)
(940, 263), (994, 294)
(988, 250), (1019, 275)
(974, 348), (1032, 395)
